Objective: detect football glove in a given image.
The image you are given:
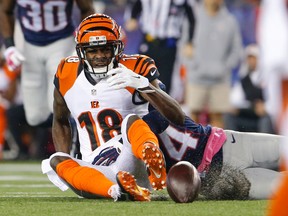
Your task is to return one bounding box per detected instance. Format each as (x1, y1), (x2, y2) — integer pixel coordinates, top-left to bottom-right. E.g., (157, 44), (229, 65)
(4, 46), (25, 71)
(107, 64), (149, 90)
(92, 146), (121, 166)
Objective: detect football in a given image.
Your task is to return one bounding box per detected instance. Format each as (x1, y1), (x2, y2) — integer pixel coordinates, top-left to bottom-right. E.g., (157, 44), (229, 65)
(166, 161), (201, 203)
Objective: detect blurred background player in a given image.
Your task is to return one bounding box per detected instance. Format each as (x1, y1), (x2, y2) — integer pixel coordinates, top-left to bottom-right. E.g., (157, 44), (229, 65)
(225, 44), (274, 133)
(257, 0), (288, 215)
(0, 49), (52, 160)
(185, 0), (243, 128)
(124, 0), (195, 94)
(0, 0), (95, 127)
(0, 52), (20, 160)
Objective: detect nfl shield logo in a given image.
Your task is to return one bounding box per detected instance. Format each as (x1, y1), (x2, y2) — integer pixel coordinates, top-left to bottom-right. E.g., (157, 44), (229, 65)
(91, 89), (97, 95)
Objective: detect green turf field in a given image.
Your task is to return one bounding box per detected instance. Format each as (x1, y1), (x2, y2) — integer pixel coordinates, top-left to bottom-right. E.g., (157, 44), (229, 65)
(0, 161), (268, 216)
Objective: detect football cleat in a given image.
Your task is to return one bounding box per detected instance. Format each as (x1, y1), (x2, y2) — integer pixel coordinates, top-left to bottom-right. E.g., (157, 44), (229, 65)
(142, 142), (166, 190)
(116, 171), (151, 201)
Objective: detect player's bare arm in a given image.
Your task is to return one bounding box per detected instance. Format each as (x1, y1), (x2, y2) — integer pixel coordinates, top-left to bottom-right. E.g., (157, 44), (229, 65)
(0, 0), (25, 71)
(140, 80), (185, 126)
(52, 88), (72, 154)
(0, 0), (16, 43)
(106, 65), (185, 126)
(76, 0), (95, 20)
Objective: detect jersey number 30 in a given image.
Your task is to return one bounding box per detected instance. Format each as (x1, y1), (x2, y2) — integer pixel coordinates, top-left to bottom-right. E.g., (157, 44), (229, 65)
(18, 0), (68, 32)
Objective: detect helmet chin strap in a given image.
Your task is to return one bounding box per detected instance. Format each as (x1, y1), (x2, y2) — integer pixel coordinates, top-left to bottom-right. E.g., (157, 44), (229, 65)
(84, 59), (114, 79)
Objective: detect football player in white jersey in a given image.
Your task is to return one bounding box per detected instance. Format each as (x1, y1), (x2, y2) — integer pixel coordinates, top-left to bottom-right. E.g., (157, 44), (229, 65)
(41, 14), (185, 201)
(0, 0), (95, 127)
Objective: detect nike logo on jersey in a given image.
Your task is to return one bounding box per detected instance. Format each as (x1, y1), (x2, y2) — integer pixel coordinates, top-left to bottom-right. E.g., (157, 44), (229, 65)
(133, 76), (141, 79)
(150, 68), (157, 76)
(231, 134), (236, 143)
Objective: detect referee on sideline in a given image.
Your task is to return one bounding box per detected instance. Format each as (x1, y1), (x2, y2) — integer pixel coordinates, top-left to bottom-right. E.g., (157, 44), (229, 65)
(125, 0), (195, 94)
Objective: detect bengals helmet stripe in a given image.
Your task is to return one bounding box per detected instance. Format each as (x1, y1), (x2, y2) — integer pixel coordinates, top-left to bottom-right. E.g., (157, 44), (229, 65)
(75, 13), (124, 77)
(75, 14), (121, 44)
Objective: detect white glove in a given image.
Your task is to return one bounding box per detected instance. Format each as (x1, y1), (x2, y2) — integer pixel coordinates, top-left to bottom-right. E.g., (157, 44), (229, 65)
(107, 64), (149, 90)
(4, 46), (25, 71)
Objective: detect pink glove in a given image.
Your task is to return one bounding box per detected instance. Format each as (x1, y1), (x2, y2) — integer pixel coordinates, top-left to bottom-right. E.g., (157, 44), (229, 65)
(4, 46), (25, 71)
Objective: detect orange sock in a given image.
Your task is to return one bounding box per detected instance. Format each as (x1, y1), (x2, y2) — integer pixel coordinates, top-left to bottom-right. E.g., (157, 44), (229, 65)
(127, 119), (159, 160)
(56, 159), (114, 198)
(268, 173), (288, 216)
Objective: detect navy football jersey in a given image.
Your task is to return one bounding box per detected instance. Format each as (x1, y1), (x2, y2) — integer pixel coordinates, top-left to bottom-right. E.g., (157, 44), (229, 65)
(16, 0), (75, 46)
(157, 116), (223, 171)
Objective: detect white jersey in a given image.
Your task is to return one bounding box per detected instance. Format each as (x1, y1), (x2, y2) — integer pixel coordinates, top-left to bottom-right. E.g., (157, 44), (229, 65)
(54, 54), (160, 161)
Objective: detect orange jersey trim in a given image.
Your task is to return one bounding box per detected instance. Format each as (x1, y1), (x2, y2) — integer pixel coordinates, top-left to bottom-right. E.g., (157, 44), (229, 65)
(55, 54), (159, 96)
(119, 54), (159, 94)
(282, 79), (288, 112)
(3, 64), (20, 81)
(119, 54), (159, 78)
(55, 56), (80, 96)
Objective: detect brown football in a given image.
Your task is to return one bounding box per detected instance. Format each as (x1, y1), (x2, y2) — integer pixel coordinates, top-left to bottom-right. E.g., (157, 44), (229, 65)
(166, 161), (201, 203)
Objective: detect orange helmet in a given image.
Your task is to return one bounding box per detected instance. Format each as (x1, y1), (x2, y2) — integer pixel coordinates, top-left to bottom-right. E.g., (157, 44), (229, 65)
(75, 14), (124, 77)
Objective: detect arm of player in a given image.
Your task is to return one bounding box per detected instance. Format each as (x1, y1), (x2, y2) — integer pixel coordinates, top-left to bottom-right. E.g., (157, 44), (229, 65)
(52, 88), (73, 154)
(107, 64), (149, 90)
(124, 0), (142, 32)
(0, 0), (25, 71)
(4, 47), (25, 71)
(182, 0), (195, 58)
(0, 0), (15, 44)
(106, 65), (185, 125)
(76, 0), (95, 20)
(140, 80), (185, 126)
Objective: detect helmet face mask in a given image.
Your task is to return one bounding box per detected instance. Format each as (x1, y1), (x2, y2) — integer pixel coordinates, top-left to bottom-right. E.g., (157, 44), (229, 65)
(75, 14), (124, 78)
(84, 44), (114, 68)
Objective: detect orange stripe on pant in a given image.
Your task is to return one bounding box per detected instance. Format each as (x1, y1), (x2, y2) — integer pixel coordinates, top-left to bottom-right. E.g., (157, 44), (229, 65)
(56, 159), (114, 198)
(268, 173), (288, 216)
(268, 79), (288, 216)
(0, 105), (7, 147)
(127, 119), (159, 160)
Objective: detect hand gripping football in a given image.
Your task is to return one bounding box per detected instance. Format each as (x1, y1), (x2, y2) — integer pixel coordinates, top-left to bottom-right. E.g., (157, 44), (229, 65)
(167, 161), (201, 203)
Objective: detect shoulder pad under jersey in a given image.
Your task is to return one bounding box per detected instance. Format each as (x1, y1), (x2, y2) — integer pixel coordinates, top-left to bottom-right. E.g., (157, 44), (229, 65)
(119, 54), (160, 81)
(54, 56), (81, 96)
